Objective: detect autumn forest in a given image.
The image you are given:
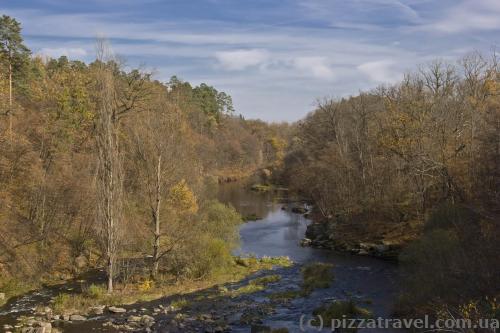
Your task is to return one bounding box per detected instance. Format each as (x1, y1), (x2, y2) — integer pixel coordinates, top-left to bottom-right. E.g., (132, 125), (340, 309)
(0, 14), (499, 333)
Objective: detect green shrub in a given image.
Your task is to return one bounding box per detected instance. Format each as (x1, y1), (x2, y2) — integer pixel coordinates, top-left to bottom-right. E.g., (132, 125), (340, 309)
(312, 300), (372, 330)
(301, 262), (334, 294)
(85, 284), (106, 299)
(171, 298), (189, 309)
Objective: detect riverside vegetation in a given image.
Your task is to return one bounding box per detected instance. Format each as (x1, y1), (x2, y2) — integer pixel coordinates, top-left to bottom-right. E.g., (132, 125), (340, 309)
(0, 14), (499, 332)
(0, 16), (290, 305)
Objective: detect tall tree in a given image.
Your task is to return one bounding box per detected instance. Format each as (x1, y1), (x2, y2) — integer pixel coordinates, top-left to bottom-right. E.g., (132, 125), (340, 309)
(94, 39), (150, 293)
(0, 15), (30, 138)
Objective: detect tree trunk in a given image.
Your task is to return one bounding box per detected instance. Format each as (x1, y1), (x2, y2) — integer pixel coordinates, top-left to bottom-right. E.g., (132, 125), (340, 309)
(8, 61), (12, 140)
(151, 154), (162, 279)
(107, 256), (114, 293)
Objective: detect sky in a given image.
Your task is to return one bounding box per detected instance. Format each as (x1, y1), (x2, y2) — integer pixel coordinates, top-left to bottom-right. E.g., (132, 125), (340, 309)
(1, 0), (499, 122)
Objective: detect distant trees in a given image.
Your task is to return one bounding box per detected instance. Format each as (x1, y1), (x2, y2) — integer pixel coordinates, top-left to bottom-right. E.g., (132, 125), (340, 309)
(281, 51), (499, 323)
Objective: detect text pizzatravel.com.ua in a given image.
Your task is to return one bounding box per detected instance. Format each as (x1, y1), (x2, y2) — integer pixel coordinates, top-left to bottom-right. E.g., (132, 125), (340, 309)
(299, 314), (499, 332)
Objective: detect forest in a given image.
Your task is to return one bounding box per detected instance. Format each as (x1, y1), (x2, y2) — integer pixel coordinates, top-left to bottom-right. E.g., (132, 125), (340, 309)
(0, 14), (499, 332)
(0, 16), (289, 294)
(280, 52), (499, 320)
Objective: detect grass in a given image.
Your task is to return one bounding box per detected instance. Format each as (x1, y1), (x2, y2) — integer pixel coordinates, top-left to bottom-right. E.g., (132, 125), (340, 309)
(250, 274), (281, 286)
(0, 279), (38, 306)
(250, 184), (272, 192)
(301, 262), (334, 295)
(170, 298), (189, 309)
(230, 283), (265, 296)
(312, 300), (373, 330)
(234, 255), (292, 269)
(242, 213), (262, 221)
(230, 274), (282, 297)
(47, 255), (292, 315)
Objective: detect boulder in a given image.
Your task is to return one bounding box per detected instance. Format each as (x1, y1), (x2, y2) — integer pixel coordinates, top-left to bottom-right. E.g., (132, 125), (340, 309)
(69, 314), (86, 321)
(299, 238), (312, 247)
(108, 306), (127, 313)
(127, 315), (142, 323)
(141, 315), (155, 327)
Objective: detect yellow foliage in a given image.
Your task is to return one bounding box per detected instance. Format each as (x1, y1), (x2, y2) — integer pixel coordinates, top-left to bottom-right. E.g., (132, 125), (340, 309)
(168, 179), (198, 215)
(138, 279), (154, 292)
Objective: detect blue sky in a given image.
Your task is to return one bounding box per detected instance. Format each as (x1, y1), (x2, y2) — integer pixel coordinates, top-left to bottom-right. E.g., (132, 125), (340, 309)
(1, 0), (499, 121)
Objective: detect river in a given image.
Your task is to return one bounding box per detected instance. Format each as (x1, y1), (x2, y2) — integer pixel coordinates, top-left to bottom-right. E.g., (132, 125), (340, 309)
(0, 182), (401, 332)
(218, 182), (401, 332)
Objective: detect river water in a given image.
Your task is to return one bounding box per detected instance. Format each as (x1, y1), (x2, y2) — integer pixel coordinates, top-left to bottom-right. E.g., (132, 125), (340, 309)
(218, 182), (401, 332)
(218, 183), (398, 332)
(0, 183), (401, 332)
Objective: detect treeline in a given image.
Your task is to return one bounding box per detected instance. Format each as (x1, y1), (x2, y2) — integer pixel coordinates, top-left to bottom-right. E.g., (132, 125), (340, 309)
(281, 53), (499, 320)
(0, 16), (286, 290)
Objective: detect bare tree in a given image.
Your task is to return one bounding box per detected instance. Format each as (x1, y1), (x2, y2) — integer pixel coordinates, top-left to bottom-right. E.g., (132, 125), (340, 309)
(129, 88), (193, 279)
(94, 39), (123, 293)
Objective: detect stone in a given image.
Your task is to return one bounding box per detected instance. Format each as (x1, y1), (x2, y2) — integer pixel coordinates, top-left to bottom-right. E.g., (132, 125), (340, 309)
(62, 314), (70, 321)
(69, 314), (86, 321)
(127, 315), (142, 323)
(4, 324), (14, 330)
(299, 238), (312, 247)
(0, 292), (5, 300)
(141, 315), (155, 327)
(108, 306), (127, 313)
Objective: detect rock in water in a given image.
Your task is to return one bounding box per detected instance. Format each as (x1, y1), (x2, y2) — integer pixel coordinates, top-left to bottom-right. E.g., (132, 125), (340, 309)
(69, 314), (86, 321)
(108, 306), (127, 313)
(251, 325), (272, 333)
(300, 238), (312, 247)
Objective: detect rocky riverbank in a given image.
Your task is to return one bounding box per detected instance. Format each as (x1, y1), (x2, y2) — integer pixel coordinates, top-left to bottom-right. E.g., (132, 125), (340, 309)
(301, 216), (421, 261)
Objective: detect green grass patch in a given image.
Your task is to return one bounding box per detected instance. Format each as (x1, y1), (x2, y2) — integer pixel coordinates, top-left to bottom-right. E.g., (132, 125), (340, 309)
(250, 274), (281, 286)
(301, 262), (334, 295)
(0, 279), (37, 306)
(234, 255), (292, 269)
(230, 283), (265, 296)
(250, 184), (272, 192)
(170, 298), (189, 310)
(269, 289), (303, 301)
(312, 300), (373, 330)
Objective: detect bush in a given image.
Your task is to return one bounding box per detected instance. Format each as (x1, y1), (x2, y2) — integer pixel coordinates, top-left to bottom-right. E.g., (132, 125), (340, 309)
(250, 274), (281, 286)
(85, 284), (106, 299)
(301, 262), (334, 295)
(312, 300), (372, 330)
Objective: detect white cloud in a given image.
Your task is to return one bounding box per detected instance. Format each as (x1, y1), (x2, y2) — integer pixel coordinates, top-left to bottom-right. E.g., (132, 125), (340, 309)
(37, 47), (88, 59)
(425, 0), (500, 33)
(293, 57), (335, 80)
(215, 49), (270, 70)
(357, 60), (401, 83)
